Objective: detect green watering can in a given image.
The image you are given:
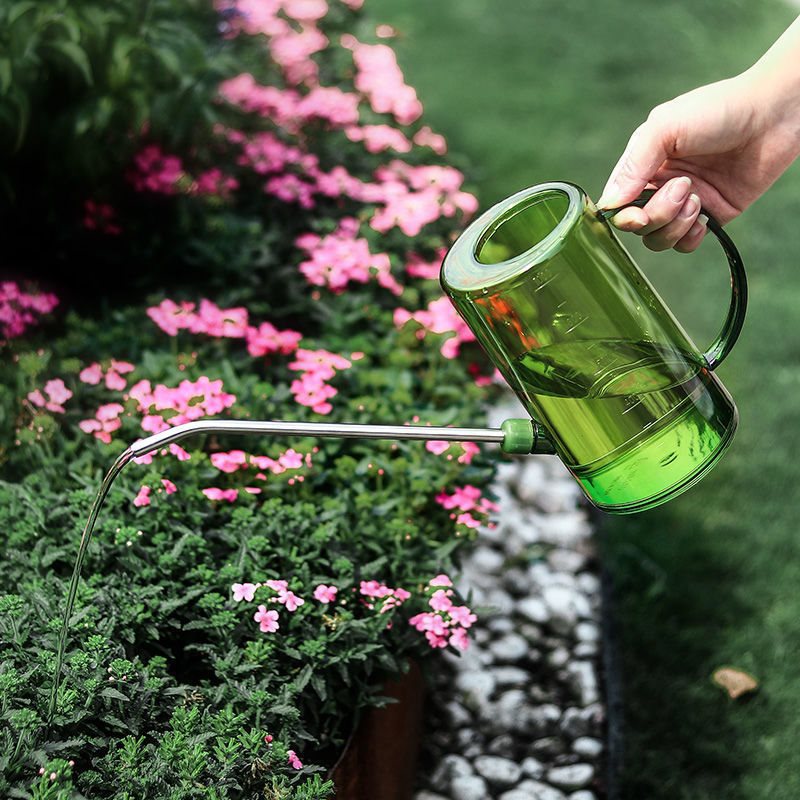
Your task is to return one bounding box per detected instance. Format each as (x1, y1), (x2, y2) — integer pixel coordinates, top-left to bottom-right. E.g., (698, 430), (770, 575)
(441, 181), (747, 513)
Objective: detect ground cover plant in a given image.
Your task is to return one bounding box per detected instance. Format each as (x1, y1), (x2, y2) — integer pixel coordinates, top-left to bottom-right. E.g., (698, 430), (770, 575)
(369, 0), (800, 797)
(0, 1), (502, 797)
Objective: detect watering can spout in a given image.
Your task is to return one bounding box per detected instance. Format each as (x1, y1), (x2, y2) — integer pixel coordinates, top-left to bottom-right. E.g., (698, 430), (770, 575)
(128, 417), (556, 460)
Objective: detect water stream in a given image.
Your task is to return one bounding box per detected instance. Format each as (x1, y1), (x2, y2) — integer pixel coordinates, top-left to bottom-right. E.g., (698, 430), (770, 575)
(47, 447), (134, 722)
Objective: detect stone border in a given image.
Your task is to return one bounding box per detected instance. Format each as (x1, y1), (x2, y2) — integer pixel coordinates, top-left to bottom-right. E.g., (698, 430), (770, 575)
(415, 395), (606, 800)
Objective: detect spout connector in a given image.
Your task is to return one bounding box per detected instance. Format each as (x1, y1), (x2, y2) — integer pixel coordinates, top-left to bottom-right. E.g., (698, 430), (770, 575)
(500, 418), (556, 455)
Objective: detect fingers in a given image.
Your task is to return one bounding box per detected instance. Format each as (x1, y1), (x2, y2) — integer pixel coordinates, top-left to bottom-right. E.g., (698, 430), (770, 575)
(598, 117), (673, 209)
(674, 216), (708, 253)
(607, 176), (706, 252)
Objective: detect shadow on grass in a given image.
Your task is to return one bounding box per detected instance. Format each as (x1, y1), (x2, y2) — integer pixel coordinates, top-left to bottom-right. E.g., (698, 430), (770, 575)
(601, 504), (758, 800)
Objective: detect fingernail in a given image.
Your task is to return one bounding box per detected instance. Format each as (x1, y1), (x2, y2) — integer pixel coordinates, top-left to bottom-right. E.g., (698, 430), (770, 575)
(698, 213), (709, 227)
(668, 176), (692, 202)
(597, 179), (621, 210)
(688, 219), (707, 238)
(680, 194), (700, 219)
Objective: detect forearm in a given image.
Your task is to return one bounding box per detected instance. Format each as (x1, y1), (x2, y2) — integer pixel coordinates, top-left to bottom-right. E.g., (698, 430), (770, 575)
(743, 16), (800, 136)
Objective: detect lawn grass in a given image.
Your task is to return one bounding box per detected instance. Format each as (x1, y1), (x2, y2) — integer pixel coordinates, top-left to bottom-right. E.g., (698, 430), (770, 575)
(367, 1), (800, 797)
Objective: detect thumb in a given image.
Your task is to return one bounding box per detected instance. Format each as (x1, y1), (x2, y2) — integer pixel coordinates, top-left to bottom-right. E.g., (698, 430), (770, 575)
(597, 119), (671, 209)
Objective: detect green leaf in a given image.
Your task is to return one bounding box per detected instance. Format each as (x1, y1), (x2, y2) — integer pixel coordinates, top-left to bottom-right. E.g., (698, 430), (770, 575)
(45, 40), (93, 86)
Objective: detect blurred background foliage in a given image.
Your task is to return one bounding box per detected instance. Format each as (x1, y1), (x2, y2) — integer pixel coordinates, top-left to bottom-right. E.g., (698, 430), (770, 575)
(367, 0), (800, 798)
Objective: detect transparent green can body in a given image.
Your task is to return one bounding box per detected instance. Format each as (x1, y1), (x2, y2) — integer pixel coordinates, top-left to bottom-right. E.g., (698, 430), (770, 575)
(441, 182), (746, 514)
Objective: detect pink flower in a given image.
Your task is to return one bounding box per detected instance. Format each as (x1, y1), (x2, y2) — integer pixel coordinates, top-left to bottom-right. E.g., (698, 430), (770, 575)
(193, 168), (239, 197)
(277, 590), (305, 612)
(360, 580), (392, 598)
(345, 124), (412, 154)
(287, 749), (303, 769)
(341, 37), (422, 124)
(246, 321), (302, 357)
(413, 126), (448, 154)
(232, 582), (258, 602)
(278, 448), (304, 469)
(425, 440), (450, 456)
(456, 512), (481, 529)
(429, 574), (453, 587)
(458, 441), (480, 464)
(449, 605), (477, 628)
(133, 485), (151, 507)
(313, 584), (338, 603)
(0, 282), (58, 340)
(79, 363), (103, 385)
(394, 296), (476, 359)
(161, 478), (177, 494)
(28, 378), (73, 414)
(266, 579), (289, 592)
(170, 443), (191, 461)
(202, 487), (239, 502)
(429, 589), (453, 612)
(406, 249), (445, 280)
(79, 403), (124, 444)
(254, 605), (280, 633)
(449, 627), (470, 651)
(129, 145), (184, 194)
(211, 450), (248, 473)
(295, 219), (401, 295)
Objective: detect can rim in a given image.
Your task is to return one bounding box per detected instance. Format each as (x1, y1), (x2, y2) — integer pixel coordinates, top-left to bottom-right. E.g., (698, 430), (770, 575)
(440, 181), (585, 294)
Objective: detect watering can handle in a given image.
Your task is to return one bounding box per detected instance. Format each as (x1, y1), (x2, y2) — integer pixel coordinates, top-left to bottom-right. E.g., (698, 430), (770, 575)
(604, 189), (747, 371)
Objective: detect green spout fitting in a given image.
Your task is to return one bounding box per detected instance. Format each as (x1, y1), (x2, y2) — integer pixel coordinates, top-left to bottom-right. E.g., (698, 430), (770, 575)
(500, 418), (555, 455)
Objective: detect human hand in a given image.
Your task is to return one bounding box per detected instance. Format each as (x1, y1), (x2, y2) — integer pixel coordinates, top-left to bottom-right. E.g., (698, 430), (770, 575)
(598, 70), (800, 252)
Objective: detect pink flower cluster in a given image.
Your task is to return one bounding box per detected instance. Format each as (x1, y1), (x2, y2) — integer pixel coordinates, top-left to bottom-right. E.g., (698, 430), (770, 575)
(287, 749), (303, 770)
(203, 447), (312, 500)
(1, 281), (58, 341)
(219, 74), (359, 130)
(79, 403), (125, 443)
(405, 248), (446, 280)
(341, 36), (422, 124)
(394, 296), (476, 359)
(218, 0), (332, 85)
(129, 145), (185, 194)
(129, 377), (236, 434)
(369, 160), (478, 237)
(147, 299), (248, 338)
(425, 439), (480, 465)
(83, 200), (122, 235)
(79, 360), (135, 391)
(193, 168), (239, 197)
(288, 347), (353, 414)
(231, 578), (306, 634)
(436, 485), (499, 530)
(359, 580), (411, 614)
(295, 217), (401, 295)
(27, 379), (72, 414)
(147, 298), (302, 357)
(344, 124), (411, 154)
(409, 574), (476, 651)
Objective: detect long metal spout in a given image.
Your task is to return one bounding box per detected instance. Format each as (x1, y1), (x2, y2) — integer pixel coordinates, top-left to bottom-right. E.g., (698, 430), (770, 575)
(130, 418), (555, 459)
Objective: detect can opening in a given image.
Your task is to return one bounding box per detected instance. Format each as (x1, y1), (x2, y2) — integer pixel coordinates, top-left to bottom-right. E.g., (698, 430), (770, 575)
(475, 189), (570, 265)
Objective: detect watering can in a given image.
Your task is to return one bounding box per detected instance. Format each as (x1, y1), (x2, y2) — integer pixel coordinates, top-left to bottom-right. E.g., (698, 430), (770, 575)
(441, 181), (746, 513)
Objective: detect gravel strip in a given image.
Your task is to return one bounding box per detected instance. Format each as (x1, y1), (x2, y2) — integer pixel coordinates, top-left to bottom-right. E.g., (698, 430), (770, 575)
(414, 396), (605, 800)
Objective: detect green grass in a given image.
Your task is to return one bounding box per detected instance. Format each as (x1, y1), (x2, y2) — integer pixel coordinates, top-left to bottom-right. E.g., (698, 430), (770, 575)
(367, 1), (800, 797)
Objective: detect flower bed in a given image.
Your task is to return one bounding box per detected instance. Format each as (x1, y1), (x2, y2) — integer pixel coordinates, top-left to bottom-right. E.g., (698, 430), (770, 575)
(0, 1), (503, 798)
